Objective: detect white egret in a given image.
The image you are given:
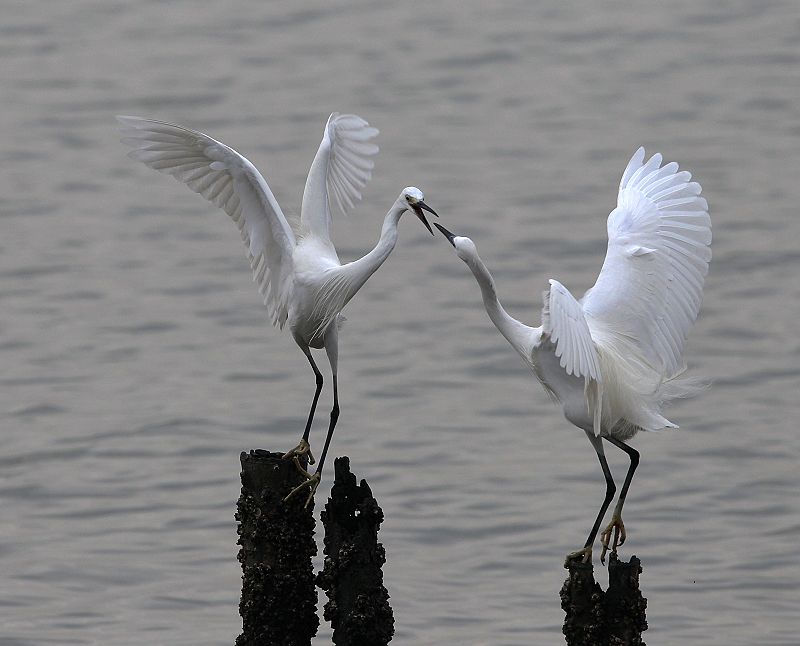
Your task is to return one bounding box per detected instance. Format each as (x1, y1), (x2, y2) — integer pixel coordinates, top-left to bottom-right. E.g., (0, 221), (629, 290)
(434, 148), (710, 563)
(118, 113), (438, 504)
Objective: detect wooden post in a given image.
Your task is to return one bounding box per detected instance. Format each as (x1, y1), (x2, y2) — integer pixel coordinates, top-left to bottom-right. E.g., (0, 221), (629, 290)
(605, 555), (647, 644)
(235, 449), (318, 646)
(560, 558), (605, 645)
(317, 456), (394, 646)
(560, 554), (647, 645)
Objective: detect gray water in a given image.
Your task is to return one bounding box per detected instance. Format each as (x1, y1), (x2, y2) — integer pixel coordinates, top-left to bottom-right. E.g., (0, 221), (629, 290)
(2, 1), (799, 644)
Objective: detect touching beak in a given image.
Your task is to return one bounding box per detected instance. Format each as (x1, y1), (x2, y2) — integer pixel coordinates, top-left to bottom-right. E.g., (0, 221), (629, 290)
(412, 201), (438, 236)
(433, 222), (456, 247)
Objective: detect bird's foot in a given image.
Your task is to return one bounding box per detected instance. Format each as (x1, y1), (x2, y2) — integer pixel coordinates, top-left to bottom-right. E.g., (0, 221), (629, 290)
(284, 472), (321, 509)
(564, 546), (593, 567)
(599, 514), (626, 564)
(282, 439), (315, 466)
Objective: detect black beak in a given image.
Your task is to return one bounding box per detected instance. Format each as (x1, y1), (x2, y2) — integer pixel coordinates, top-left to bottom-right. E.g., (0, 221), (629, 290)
(433, 222), (457, 247)
(412, 201), (438, 236)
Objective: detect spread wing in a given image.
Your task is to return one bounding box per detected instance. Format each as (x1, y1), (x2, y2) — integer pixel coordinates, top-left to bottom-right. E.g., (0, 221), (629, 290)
(542, 279), (603, 435)
(581, 147), (712, 378)
(117, 116), (297, 329)
(542, 279), (602, 382)
(299, 113), (379, 245)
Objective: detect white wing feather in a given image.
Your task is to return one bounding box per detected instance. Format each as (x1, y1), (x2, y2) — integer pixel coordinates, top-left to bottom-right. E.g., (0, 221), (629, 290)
(299, 113), (378, 242)
(581, 147), (711, 378)
(542, 279), (602, 382)
(542, 279), (604, 436)
(117, 116), (297, 329)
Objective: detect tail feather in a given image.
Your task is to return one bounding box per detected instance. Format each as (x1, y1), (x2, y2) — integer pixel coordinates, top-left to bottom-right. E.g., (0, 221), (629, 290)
(659, 374), (711, 403)
(592, 327), (708, 433)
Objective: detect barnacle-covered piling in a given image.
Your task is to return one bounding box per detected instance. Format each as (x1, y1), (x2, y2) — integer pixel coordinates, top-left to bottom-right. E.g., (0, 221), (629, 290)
(317, 456), (394, 646)
(235, 449), (318, 646)
(605, 555), (647, 645)
(561, 553), (647, 645)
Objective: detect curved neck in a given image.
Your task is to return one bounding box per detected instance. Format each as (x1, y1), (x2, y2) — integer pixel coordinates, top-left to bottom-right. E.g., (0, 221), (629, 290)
(337, 205), (404, 304)
(366, 206), (404, 268)
(467, 252), (535, 360)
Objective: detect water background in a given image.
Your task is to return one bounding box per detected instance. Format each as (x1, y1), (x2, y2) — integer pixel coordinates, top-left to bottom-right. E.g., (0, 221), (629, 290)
(2, 1), (799, 644)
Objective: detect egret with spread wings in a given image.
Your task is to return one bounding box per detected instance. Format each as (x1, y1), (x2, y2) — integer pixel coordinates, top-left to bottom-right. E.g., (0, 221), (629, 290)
(435, 148), (710, 563)
(118, 113), (438, 505)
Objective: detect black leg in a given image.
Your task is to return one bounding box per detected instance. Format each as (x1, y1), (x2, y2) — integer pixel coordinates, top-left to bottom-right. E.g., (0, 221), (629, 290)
(301, 350), (324, 444)
(283, 374), (338, 508)
(606, 437), (639, 524)
(314, 374), (339, 477)
(284, 326), (338, 507)
(597, 437), (639, 562)
(566, 433), (617, 565)
(282, 348), (322, 467)
(584, 442), (617, 549)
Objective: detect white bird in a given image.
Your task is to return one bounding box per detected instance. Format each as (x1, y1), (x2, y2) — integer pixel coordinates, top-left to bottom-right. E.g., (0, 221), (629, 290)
(434, 148), (710, 563)
(118, 113), (438, 504)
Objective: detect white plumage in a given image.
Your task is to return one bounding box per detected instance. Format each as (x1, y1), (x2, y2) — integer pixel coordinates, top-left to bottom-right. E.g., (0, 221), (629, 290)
(543, 279), (602, 383)
(119, 113), (438, 504)
(435, 147), (710, 563)
(583, 147), (711, 380)
(118, 115), (300, 328)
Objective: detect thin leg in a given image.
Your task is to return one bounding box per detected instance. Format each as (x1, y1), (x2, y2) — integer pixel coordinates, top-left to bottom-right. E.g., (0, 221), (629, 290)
(315, 373), (339, 477)
(566, 431), (616, 565)
(599, 437), (640, 563)
(315, 322), (339, 478)
(282, 346), (321, 466)
(301, 348), (324, 445)
(285, 324), (339, 507)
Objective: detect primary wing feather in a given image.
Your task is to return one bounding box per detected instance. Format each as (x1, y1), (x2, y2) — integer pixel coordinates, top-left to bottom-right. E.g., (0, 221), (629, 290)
(299, 113), (378, 243)
(581, 147), (711, 378)
(117, 116), (297, 329)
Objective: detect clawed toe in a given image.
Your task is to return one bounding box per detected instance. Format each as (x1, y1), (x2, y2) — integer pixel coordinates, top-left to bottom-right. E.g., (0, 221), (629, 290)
(282, 438), (315, 465)
(564, 546), (593, 567)
(284, 472), (321, 508)
(599, 515), (626, 564)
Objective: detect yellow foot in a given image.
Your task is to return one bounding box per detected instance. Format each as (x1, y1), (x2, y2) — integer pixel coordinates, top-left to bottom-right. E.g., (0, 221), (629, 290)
(283, 472), (321, 509)
(564, 546), (592, 567)
(282, 439), (315, 466)
(599, 514), (626, 564)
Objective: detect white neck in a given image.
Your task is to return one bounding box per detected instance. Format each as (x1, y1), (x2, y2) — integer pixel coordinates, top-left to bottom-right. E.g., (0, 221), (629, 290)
(363, 205), (404, 268)
(466, 252), (536, 361)
(335, 205), (404, 306)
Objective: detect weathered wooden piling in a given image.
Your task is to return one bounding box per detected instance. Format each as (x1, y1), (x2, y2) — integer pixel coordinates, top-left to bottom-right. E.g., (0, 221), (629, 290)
(605, 555), (647, 645)
(316, 456), (394, 646)
(560, 553), (647, 646)
(235, 449), (318, 646)
(237, 449), (653, 645)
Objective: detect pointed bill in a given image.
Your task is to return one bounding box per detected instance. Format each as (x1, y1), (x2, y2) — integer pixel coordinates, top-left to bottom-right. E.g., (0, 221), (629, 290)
(412, 201), (438, 235)
(433, 222), (456, 246)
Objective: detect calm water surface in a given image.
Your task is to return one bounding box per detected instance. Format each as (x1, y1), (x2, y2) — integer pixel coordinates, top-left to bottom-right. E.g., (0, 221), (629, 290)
(2, 1), (799, 644)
